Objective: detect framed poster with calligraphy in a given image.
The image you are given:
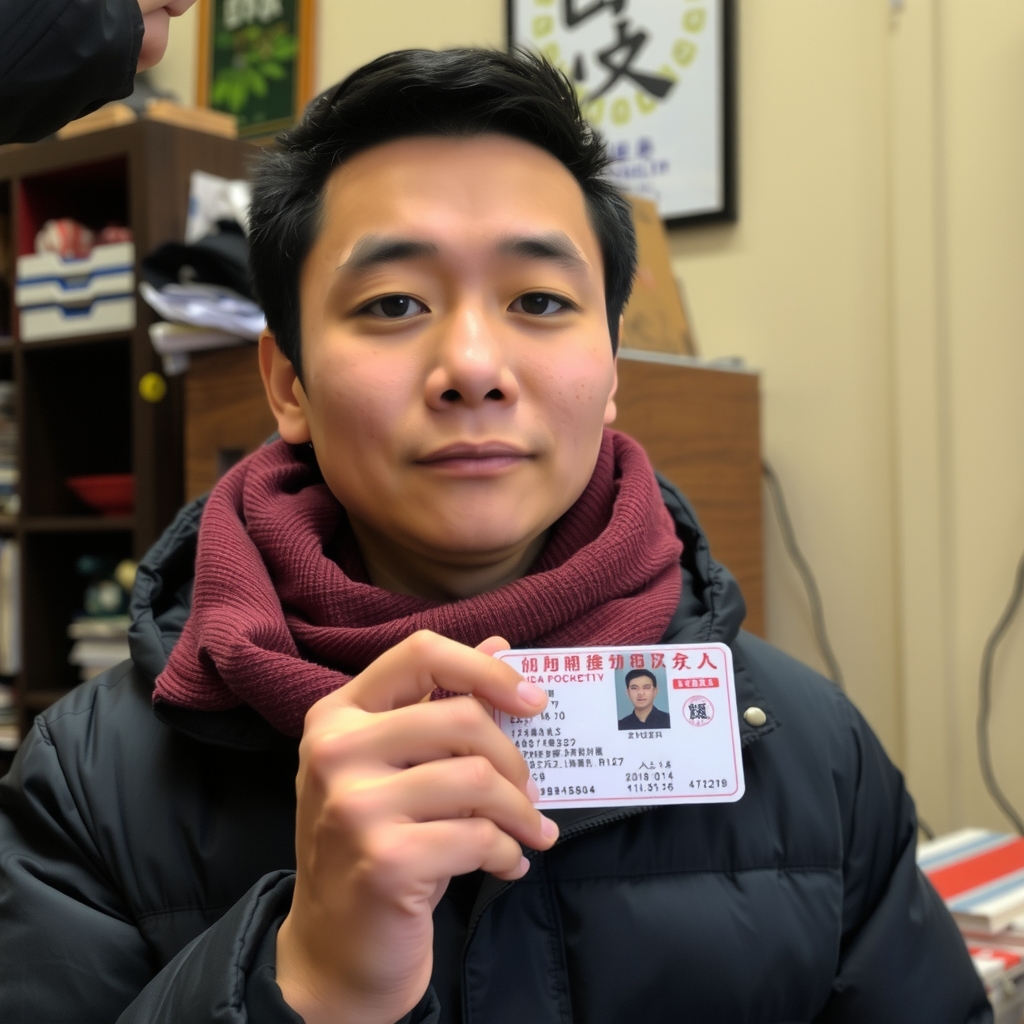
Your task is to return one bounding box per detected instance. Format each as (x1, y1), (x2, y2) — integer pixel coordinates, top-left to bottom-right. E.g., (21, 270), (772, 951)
(508, 0), (736, 225)
(197, 0), (316, 140)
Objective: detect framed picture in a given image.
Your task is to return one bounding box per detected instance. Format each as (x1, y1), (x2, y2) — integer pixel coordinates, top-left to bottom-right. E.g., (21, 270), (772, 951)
(508, 0), (736, 225)
(196, 0), (316, 140)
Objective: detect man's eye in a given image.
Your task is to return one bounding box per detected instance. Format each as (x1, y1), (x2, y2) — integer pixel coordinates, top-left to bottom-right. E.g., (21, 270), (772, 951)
(363, 295), (427, 318)
(511, 292), (570, 316)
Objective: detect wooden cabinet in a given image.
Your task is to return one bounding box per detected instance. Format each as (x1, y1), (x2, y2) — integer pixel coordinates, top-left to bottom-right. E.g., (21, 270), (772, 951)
(0, 122), (255, 738)
(183, 346), (765, 635)
(614, 351), (763, 636)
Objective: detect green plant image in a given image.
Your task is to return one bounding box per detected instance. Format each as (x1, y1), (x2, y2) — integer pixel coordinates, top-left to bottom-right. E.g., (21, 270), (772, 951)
(209, 0), (299, 136)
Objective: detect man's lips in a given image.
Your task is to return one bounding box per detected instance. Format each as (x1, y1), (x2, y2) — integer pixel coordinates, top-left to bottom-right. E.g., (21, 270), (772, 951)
(415, 442), (533, 472)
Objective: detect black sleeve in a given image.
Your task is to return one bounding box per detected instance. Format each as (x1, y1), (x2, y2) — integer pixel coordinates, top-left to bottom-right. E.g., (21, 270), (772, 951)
(0, 0), (144, 144)
(1, 716), (442, 1024)
(0, 717), (292, 1023)
(246, 915), (443, 1024)
(813, 698), (993, 1024)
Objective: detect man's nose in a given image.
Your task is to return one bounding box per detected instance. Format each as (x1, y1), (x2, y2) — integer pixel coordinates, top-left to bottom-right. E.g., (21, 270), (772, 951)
(424, 302), (519, 410)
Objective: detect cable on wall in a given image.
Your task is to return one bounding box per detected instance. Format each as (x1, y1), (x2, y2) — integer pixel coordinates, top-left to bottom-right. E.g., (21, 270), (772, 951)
(762, 460), (845, 690)
(976, 548), (1024, 836)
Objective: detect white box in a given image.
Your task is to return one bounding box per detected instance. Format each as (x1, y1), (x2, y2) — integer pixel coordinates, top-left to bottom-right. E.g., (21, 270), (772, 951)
(16, 241), (135, 292)
(16, 241), (135, 318)
(20, 295), (136, 342)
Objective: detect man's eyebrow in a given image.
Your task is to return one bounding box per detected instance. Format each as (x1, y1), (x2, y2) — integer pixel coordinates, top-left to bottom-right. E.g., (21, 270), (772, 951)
(337, 236), (439, 272)
(496, 233), (589, 272)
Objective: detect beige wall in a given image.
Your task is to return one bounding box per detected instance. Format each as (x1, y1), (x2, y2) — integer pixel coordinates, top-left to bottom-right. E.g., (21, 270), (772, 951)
(153, 1), (1024, 836)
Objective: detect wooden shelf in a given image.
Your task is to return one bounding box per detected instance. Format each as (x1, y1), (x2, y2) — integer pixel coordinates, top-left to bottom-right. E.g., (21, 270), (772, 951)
(17, 329), (134, 352)
(21, 515), (135, 533)
(0, 121), (257, 707)
(20, 689), (71, 712)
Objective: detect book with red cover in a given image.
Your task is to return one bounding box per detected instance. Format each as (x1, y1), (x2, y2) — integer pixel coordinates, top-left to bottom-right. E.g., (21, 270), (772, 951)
(918, 828), (1024, 932)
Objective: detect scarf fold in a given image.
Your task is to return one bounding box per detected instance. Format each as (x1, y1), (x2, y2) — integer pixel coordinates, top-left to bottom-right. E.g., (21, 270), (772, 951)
(154, 429), (683, 736)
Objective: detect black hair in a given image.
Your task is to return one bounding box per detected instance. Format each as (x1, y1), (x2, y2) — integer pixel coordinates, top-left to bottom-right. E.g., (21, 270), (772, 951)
(624, 668), (658, 688)
(248, 47), (637, 378)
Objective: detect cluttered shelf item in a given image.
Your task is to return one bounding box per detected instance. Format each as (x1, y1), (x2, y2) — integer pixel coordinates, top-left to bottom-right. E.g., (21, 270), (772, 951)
(21, 530), (135, 698)
(0, 119), (257, 744)
(919, 829), (1024, 1023)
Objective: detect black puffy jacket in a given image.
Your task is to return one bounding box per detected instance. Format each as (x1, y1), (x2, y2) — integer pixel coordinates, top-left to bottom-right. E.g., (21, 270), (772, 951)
(0, 0), (143, 144)
(0, 480), (992, 1023)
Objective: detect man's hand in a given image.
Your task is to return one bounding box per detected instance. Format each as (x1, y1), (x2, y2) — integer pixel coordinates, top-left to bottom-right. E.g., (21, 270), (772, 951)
(137, 0), (197, 72)
(275, 631), (559, 1024)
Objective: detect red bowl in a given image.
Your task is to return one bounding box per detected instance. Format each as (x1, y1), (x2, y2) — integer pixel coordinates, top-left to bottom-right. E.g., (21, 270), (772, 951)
(65, 474), (135, 517)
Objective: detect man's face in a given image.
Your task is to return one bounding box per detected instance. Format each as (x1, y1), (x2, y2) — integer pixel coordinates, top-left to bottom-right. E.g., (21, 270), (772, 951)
(276, 134), (617, 568)
(627, 676), (657, 712)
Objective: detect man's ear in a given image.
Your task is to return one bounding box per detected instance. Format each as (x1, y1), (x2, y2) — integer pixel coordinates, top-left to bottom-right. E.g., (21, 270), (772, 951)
(258, 331), (312, 444)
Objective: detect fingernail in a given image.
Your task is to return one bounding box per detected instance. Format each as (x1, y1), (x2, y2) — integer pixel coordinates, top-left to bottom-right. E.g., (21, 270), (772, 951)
(541, 816), (559, 842)
(526, 777), (540, 802)
(517, 855), (531, 877)
(517, 681), (546, 706)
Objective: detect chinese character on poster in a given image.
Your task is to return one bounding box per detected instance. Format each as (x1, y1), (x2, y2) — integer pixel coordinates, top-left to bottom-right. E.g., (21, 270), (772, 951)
(508, 0), (734, 223)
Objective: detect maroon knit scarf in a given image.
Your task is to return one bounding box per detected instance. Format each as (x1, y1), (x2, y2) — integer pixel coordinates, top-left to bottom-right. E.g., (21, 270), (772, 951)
(154, 429), (683, 737)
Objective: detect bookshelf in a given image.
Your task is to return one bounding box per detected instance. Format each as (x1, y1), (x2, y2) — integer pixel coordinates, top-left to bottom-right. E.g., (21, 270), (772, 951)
(0, 122), (255, 761)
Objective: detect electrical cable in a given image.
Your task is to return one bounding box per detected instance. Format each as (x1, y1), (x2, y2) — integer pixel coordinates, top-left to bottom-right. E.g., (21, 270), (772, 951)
(917, 817), (935, 842)
(976, 548), (1024, 836)
(761, 460), (845, 690)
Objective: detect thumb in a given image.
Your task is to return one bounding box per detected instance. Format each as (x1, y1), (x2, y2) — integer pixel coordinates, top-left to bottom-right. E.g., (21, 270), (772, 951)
(475, 635), (511, 656)
(474, 636), (512, 715)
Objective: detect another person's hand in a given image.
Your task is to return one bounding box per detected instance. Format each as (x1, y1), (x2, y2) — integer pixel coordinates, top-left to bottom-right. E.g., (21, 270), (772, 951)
(275, 631), (558, 1024)
(137, 0), (197, 72)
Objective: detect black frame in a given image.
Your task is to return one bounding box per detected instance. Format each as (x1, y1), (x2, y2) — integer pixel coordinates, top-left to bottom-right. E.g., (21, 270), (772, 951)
(507, 0), (737, 227)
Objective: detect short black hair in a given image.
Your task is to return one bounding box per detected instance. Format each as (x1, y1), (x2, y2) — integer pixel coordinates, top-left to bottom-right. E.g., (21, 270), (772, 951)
(625, 668), (658, 688)
(248, 48), (637, 378)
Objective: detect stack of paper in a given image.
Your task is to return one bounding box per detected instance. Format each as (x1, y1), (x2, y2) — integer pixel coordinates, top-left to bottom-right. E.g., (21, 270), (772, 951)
(139, 282), (265, 340)
(67, 616), (131, 681)
(0, 683), (17, 753)
(0, 540), (20, 676)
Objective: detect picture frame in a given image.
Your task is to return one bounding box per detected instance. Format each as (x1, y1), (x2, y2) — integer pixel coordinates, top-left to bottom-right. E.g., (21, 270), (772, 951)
(196, 0), (316, 141)
(507, 0), (736, 226)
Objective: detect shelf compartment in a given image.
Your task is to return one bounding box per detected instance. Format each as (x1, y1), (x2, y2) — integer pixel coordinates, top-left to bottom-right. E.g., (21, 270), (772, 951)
(22, 516), (135, 533)
(16, 157), (129, 257)
(0, 180), (11, 340)
(22, 529), (133, 695)
(14, 328), (133, 351)
(21, 338), (131, 517)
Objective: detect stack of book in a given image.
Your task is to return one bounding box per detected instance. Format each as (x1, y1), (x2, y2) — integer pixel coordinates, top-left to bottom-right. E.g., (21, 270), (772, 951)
(0, 539), (19, 677)
(920, 828), (1024, 1023)
(67, 615), (130, 681)
(0, 683), (17, 754)
(0, 382), (18, 517)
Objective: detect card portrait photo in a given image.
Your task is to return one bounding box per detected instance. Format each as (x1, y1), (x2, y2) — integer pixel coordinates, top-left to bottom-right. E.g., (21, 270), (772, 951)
(615, 662), (672, 731)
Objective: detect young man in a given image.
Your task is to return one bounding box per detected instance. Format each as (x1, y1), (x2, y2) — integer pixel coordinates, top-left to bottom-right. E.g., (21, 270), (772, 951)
(0, 49), (990, 1024)
(618, 668), (671, 730)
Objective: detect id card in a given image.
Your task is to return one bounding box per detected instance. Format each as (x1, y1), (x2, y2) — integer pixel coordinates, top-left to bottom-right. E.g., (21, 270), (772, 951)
(494, 643), (745, 810)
